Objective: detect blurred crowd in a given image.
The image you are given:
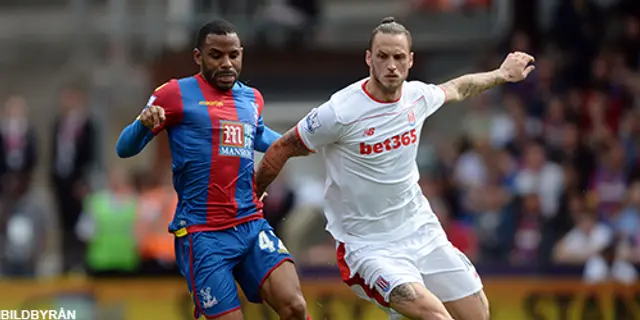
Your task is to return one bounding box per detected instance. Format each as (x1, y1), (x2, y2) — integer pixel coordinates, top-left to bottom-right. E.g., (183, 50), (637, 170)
(416, 0), (640, 284)
(1, 0), (640, 286)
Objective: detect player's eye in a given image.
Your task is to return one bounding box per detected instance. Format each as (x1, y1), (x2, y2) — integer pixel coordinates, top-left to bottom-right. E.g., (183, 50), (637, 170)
(377, 53), (388, 60)
(209, 53), (222, 59)
(394, 54), (406, 61)
(229, 52), (240, 59)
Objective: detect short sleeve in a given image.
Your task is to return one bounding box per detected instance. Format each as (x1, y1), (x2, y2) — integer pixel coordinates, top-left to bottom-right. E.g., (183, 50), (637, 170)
(296, 101), (343, 151)
(415, 82), (446, 120)
(142, 80), (183, 135)
(253, 88), (266, 131)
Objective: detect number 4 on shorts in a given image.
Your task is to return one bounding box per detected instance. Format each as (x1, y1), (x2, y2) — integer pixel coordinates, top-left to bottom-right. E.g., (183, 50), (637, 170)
(258, 230), (288, 253)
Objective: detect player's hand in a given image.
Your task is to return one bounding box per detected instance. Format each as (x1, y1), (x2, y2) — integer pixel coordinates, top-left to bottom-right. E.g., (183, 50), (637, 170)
(139, 105), (166, 129)
(498, 51), (535, 83)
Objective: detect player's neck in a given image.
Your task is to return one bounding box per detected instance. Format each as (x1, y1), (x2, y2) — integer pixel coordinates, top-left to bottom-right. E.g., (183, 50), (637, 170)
(365, 78), (401, 103)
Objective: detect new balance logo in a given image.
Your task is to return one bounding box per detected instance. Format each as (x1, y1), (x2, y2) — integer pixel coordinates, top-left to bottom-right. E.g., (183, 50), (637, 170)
(363, 127), (375, 136)
(360, 129), (417, 155)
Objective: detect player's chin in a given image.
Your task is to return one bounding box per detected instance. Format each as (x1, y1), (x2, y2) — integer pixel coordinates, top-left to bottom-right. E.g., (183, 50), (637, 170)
(215, 78), (236, 90)
(382, 80), (402, 92)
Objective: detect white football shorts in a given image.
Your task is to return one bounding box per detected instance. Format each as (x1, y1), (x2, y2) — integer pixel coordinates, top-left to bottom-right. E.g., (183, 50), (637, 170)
(335, 223), (483, 319)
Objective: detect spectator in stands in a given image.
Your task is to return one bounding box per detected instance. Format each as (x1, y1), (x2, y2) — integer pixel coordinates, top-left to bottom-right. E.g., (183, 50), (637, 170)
(2, 187), (51, 278)
(541, 97), (567, 149)
(502, 94), (542, 158)
(50, 85), (96, 274)
(0, 95), (38, 276)
(76, 168), (139, 277)
(421, 178), (478, 261)
(588, 141), (629, 219)
(610, 181), (640, 246)
(0, 95), (37, 196)
(514, 140), (564, 219)
(549, 122), (595, 191)
(510, 181), (543, 266)
(552, 199), (613, 266)
(136, 171), (177, 276)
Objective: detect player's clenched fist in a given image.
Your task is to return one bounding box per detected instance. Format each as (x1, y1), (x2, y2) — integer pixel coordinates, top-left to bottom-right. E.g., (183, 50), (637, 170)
(139, 105), (166, 129)
(498, 51), (536, 83)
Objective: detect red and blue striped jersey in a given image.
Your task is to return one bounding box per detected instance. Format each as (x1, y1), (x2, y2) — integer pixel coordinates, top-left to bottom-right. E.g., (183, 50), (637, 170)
(131, 74), (271, 233)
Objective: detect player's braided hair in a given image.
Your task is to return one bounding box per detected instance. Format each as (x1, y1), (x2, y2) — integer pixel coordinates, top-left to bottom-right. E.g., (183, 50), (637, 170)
(368, 16), (413, 50)
(195, 19), (239, 49)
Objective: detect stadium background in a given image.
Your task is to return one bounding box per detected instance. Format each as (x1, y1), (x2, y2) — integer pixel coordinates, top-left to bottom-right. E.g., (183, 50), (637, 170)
(1, 0), (640, 319)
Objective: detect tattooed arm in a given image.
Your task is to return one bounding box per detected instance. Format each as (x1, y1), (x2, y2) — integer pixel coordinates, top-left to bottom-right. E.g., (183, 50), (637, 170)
(255, 128), (313, 197)
(439, 51), (535, 103)
(439, 69), (507, 102)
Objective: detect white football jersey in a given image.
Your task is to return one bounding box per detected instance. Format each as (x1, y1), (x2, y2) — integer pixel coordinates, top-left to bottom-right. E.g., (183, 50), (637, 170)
(296, 78), (448, 245)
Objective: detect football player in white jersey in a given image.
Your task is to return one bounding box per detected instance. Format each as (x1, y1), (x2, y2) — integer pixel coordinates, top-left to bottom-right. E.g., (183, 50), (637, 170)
(255, 17), (534, 320)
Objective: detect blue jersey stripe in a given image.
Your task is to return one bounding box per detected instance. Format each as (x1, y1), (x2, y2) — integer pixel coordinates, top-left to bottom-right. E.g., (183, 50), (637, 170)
(232, 84), (258, 214)
(173, 77), (212, 227)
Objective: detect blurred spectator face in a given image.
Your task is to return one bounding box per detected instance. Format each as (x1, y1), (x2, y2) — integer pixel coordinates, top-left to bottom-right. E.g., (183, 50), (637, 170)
(591, 56), (610, 82)
(576, 211), (598, 234)
(563, 164), (578, 190)
(497, 149), (516, 176)
(545, 98), (566, 147)
(627, 182), (640, 207)
(470, 93), (489, 112)
(524, 143), (545, 170)
(546, 97), (565, 123)
(619, 110), (638, 137)
(569, 194), (585, 216)
(567, 88), (583, 113)
(605, 142), (625, 171)
(561, 123), (580, 149)
(108, 168), (131, 193)
(536, 56), (556, 82)
(586, 92), (607, 120)
(625, 15), (640, 38)
(523, 194), (541, 213)
(505, 93), (524, 116)
(4, 96), (28, 120)
(472, 137), (491, 155)
(60, 87), (86, 113)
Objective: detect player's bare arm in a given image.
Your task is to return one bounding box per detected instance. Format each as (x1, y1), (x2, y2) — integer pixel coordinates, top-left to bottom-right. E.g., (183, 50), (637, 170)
(255, 128), (312, 197)
(439, 51), (535, 103)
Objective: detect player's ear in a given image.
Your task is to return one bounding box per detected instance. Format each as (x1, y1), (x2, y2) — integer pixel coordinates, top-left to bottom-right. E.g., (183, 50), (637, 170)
(409, 52), (414, 69)
(365, 50), (372, 68)
(193, 48), (202, 66)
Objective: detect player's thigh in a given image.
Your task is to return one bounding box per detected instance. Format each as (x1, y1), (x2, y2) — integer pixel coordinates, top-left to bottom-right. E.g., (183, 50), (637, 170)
(419, 244), (487, 320)
(443, 290), (490, 320)
(234, 220), (305, 314)
(176, 232), (243, 319)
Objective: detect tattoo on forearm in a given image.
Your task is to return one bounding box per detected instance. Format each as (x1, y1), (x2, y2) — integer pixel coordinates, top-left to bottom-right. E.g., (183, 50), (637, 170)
(442, 70), (506, 101)
(281, 129), (313, 157)
(255, 155), (281, 197)
(255, 128), (312, 197)
(389, 284), (422, 304)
